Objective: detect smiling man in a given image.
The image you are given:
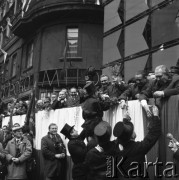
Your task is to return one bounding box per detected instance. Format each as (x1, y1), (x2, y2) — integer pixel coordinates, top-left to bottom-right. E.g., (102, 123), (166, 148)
(41, 123), (66, 180)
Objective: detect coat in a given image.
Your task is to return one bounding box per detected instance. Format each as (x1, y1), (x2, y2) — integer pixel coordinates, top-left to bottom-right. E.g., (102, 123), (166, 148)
(81, 95), (110, 136)
(119, 81), (149, 101)
(41, 133), (66, 178)
(68, 136), (87, 180)
(5, 137), (32, 179)
(115, 116), (161, 179)
(163, 74), (179, 97)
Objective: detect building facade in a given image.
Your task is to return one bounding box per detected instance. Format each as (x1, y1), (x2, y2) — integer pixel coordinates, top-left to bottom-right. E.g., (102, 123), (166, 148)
(103, 0), (179, 82)
(0, 0), (103, 102)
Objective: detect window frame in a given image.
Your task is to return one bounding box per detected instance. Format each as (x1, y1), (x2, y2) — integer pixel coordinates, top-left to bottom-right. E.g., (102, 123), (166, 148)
(11, 53), (17, 77)
(66, 27), (79, 58)
(26, 41), (34, 69)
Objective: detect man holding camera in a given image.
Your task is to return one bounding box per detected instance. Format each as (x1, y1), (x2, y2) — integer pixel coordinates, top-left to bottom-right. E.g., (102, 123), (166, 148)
(41, 123), (66, 180)
(5, 123), (32, 180)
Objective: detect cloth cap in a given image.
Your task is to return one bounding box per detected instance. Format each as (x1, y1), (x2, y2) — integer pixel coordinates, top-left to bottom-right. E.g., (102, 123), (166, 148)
(94, 121), (112, 143)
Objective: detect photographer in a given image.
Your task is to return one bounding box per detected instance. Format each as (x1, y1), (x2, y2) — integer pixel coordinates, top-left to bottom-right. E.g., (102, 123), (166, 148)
(41, 123), (66, 180)
(4, 123), (32, 180)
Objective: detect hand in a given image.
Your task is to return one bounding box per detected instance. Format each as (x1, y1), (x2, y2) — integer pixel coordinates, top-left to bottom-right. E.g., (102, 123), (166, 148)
(151, 105), (159, 117)
(153, 91), (164, 98)
(141, 100), (152, 117)
(12, 158), (20, 163)
(123, 110), (131, 121)
(168, 140), (178, 153)
(55, 153), (65, 159)
(120, 100), (127, 109)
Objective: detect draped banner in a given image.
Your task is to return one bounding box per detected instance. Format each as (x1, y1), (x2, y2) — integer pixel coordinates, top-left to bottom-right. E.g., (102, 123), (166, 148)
(2, 97), (179, 180)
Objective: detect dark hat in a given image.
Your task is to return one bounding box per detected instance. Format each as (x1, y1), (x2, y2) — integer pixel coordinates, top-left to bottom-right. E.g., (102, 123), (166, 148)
(83, 82), (95, 94)
(113, 120), (134, 142)
(94, 121), (112, 143)
(60, 123), (74, 139)
(85, 66), (96, 81)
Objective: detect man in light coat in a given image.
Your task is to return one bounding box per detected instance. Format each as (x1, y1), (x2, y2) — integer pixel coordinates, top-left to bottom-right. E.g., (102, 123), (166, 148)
(5, 123), (32, 180)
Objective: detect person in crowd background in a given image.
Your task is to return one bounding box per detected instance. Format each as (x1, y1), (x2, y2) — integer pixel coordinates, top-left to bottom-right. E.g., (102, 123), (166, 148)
(41, 123), (66, 180)
(5, 123), (32, 180)
(66, 87), (81, 107)
(61, 123), (87, 180)
(119, 70), (149, 109)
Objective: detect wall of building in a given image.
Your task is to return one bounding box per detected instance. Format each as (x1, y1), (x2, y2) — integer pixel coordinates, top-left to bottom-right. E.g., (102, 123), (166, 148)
(103, 0), (179, 82)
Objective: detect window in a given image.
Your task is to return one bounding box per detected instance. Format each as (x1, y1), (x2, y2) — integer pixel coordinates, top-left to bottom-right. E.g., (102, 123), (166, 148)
(66, 28), (78, 57)
(26, 41), (33, 68)
(11, 53), (17, 77)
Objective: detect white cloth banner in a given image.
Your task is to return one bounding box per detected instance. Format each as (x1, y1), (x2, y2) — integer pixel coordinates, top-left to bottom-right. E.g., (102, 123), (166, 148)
(2, 100), (144, 155)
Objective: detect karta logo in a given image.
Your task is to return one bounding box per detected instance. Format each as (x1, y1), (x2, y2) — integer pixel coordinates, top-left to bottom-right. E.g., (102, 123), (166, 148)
(106, 156), (179, 178)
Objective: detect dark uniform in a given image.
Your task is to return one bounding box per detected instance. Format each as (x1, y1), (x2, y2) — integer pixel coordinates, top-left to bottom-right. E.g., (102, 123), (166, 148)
(114, 115), (161, 179)
(68, 136), (87, 180)
(84, 121), (117, 180)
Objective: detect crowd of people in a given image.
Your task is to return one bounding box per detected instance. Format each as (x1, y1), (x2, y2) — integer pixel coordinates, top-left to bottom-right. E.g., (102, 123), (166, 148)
(0, 62), (178, 180)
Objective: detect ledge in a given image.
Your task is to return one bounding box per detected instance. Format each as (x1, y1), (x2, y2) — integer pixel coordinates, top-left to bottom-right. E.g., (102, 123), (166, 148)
(12, 0), (103, 37)
(59, 57), (83, 62)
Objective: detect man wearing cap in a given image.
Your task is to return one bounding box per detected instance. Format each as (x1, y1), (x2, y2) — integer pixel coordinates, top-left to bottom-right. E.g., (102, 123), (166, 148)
(61, 123), (87, 180)
(113, 105), (161, 179)
(5, 123), (32, 180)
(84, 121), (117, 180)
(41, 123), (66, 180)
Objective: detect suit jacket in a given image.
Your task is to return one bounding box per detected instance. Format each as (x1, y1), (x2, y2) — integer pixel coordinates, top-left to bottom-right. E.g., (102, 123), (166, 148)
(67, 96), (81, 107)
(116, 116), (161, 179)
(51, 99), (67, 110)
(119, 82), (149, 101)
(139, 79), (170, 100)
(41, 133), (66, 178)
(68, 136), (87, 179)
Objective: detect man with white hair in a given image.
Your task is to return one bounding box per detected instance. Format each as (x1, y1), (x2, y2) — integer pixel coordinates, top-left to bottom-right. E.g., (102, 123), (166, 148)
(140, 64), (179, 116)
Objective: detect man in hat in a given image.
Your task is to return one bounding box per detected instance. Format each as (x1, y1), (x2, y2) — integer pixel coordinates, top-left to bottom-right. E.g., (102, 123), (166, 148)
(84, 121), (117, 180)
(113, 105), (161, 179)
(60, 123), (87, 180)
(5, 123), (32, 180)
(119, 70), (149, 108)
(41, 123), (66, 180)
(81, 82), (110, 141)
